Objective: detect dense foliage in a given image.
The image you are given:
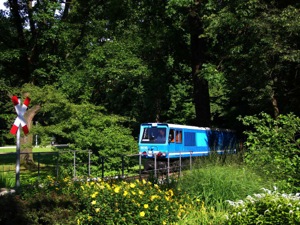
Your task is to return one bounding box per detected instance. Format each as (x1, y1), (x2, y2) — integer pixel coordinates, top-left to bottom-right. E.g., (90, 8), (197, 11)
(0, 1), (300, 223)
(241, 113), (300, 190)
(1, 1), (299, 146)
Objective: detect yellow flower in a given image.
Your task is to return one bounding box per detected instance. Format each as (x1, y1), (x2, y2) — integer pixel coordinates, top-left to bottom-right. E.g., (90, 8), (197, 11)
(91, 200), (97, 205)
(90, 192), (99, 198)
(114, 186), (120, 193)
(154, 184), (159, 189)
(140, 211), (145, 217)
(130, 183), (136, 188)
(142, 179), (147, 184)
(155, 205), (159, 211)
(95, 208), (100, 213)
(163, 221), (167, 225)
(123, 190), (128, 196)
(168, 189), (174, 197)
(80, 186), (84, 191)
(150, 195), (159, 201)
(144, 204), (149, 209)
(139, 190), (144, 195)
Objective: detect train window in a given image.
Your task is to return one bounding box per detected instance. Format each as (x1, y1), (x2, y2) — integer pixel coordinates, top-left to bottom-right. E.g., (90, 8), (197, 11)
(176, 130), (182, 143)
(184, 132), (196, 146)
(141, 127), (167, 143)
(169, 129), (175, 142)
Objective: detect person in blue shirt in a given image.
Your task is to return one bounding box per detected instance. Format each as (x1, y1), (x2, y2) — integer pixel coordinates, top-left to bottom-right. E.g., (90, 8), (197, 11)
(156, 129), (166, 143)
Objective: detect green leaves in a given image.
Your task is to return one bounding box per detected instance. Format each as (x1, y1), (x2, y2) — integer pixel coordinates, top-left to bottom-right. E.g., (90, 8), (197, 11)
(240, 113), (300, 189)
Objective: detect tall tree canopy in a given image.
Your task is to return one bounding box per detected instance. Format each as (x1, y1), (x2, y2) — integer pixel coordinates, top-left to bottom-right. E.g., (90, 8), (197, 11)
(0, 0), (299, 148)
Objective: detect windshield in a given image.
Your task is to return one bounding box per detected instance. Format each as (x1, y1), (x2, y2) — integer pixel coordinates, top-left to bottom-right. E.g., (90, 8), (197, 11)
(141, 127), (167, 143)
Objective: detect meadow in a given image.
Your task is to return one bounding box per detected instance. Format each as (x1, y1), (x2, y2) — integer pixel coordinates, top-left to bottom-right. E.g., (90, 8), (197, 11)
(1, 152), (298, 225)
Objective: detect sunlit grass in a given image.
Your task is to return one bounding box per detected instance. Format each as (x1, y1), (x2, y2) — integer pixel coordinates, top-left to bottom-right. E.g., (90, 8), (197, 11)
(0, 146), (53, 153)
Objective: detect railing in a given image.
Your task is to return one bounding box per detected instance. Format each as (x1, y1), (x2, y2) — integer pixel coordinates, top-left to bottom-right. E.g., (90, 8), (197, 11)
(0, 150), (226, 186)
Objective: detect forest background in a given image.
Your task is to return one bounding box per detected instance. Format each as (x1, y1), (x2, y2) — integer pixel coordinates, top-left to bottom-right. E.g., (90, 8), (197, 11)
(0, 0), (299, 160)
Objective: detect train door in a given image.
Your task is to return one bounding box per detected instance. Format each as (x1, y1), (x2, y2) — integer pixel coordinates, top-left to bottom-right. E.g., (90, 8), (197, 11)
(168, 129), (183, 158)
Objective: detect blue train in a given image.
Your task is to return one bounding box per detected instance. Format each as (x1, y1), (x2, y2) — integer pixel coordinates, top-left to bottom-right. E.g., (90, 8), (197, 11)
(138, 123), (236, 169)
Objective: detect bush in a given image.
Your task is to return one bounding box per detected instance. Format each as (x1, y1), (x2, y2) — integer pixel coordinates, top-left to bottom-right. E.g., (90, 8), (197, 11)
(225, 188), (300, 225)
(240, 113), (300, 190)
(74, 178), (195, 225)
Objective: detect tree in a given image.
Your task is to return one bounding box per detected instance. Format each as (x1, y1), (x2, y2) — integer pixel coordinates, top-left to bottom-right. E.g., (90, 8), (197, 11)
(203, 0), (300, 120)
(166, 0), (212, 127)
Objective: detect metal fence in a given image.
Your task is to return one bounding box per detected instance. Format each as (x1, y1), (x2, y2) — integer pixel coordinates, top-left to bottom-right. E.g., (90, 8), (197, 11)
(0, 150), (221, 186)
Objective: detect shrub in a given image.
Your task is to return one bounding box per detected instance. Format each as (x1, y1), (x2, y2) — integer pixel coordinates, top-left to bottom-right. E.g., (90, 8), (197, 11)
(240, 113), (300, 190)
(225, 188), (300, 225)
(74, 178), (195, 225)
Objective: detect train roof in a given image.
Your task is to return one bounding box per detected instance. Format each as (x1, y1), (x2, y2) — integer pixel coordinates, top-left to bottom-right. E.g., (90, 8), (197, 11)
(141, 123), (235, 132)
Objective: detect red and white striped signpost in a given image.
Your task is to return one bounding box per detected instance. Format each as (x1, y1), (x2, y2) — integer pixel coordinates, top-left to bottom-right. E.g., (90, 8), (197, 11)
(10, 95), (30, 187)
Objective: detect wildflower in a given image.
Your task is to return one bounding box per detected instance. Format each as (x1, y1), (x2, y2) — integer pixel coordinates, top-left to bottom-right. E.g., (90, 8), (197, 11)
(144, 204), (149, 209)
(114, 186), (120, 193)
(150, 195), (159, 201)
(90, 192), (99, 198)
(154, 184), (159, 189)
(91, 200), (97, 205)
(163, 221), (167, 224)
(140, 211), (145, 217)
(95, 208), (100, 213)
(142, 179), (147, 184)
(168, 189), (174, 197)
(123, 190), (128, 197)
(130, 183), (136, 188)
(155, 205), (159, 211)
(139, 190), (144, 195)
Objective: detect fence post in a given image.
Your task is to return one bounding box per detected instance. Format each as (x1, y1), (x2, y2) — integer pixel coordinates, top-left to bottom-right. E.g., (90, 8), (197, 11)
(101, 157), (104, 179)
(73, 150), (76, 178)
(190, 151), (192, 170)
(154, 153), (157, 178)
(88, 150), (91, 177)
(179, 152), (182, 177)
(56, 152), (59, 180)
(139, 153), (142, 179)
(167, 156), (170, 178)
(121, 155), (124, 178)
(37, 153), (40, 179)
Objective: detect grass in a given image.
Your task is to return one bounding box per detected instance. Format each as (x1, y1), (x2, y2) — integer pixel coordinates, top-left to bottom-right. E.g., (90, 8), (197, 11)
(0, 153), (291, 225)
(0, 146), (54, 153)
(0, 146), (59, 188)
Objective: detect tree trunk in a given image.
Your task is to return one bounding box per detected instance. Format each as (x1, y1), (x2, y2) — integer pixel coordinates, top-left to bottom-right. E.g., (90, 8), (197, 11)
(271, 91), (279, 119)
(189, 5), (211, 127)
(20, 105), (41, 165)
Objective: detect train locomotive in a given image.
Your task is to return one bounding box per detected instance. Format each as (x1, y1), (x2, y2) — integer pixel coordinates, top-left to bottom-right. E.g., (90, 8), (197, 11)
(138, 123), (236, 171)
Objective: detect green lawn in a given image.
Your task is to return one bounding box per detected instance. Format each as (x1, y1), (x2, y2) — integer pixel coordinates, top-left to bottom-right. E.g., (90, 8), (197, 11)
(0, 146), (54, 153)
